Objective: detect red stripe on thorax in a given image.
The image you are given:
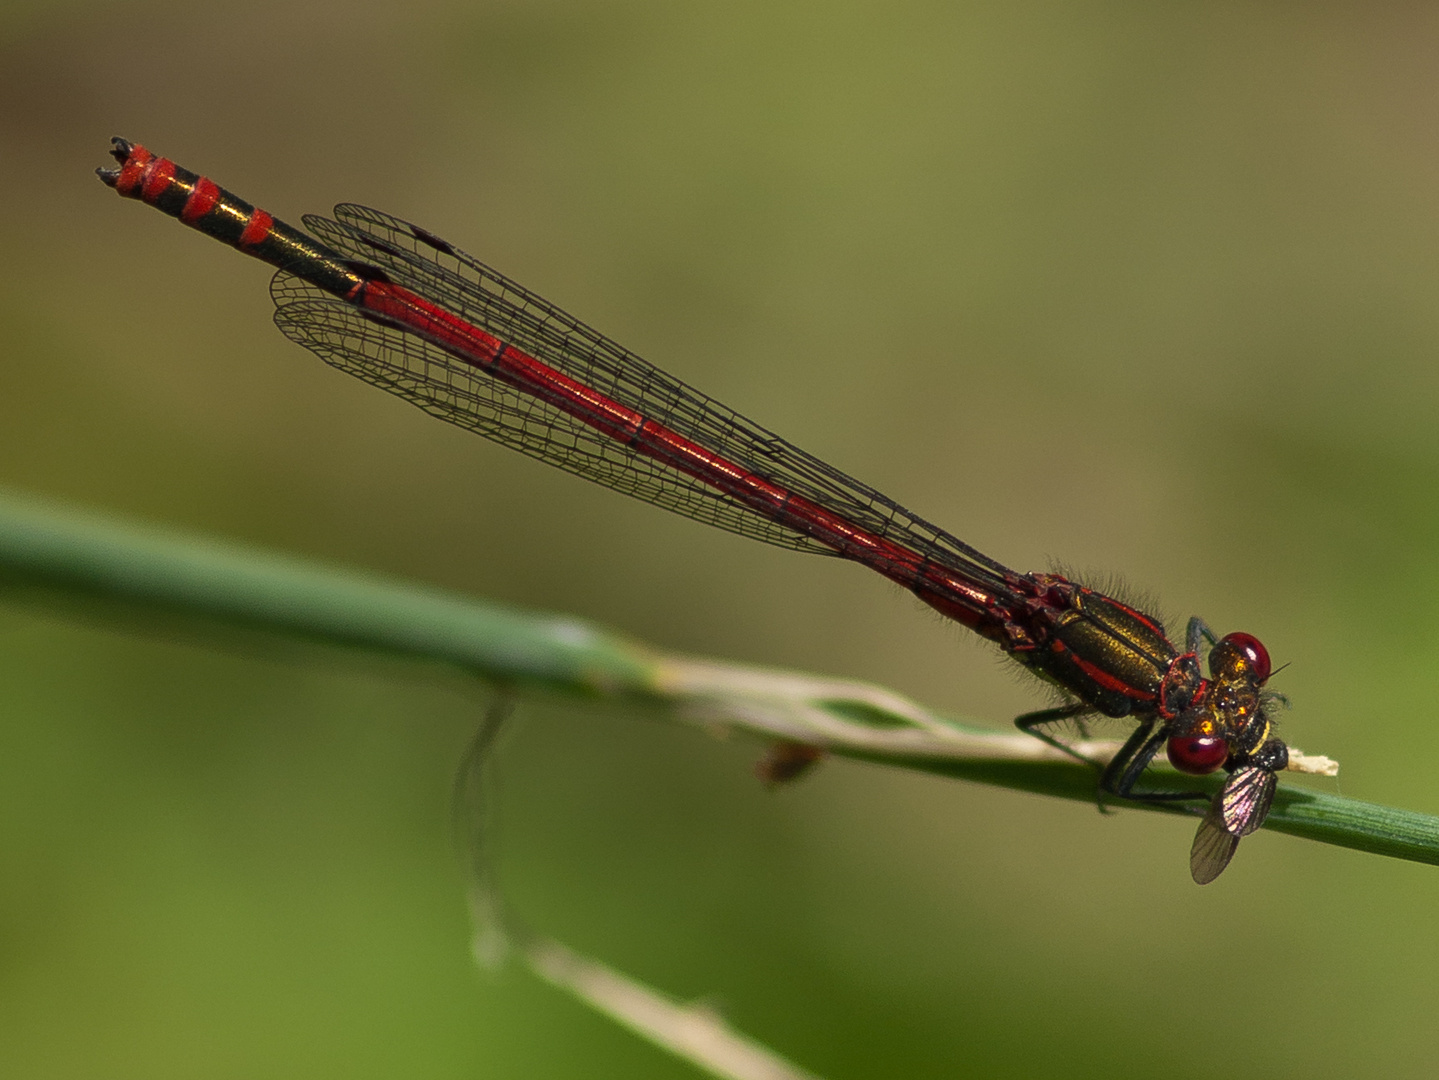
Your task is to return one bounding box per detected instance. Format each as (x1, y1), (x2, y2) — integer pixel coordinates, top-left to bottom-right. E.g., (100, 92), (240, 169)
(1053, 640), (1158, 701)
(1097, 595), (1166, 639)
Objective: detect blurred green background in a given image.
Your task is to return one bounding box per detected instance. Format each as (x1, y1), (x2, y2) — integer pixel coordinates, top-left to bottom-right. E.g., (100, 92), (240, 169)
(4, 2), (1439, 1077)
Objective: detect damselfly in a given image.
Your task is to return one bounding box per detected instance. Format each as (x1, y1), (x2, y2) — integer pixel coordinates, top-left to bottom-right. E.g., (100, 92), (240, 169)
(99, 137), (1293, 883)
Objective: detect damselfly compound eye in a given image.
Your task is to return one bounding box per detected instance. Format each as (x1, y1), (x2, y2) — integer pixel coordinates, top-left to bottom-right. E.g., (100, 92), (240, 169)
(1167, 735), (1229, 775)
(1211, 631), (1271, 683)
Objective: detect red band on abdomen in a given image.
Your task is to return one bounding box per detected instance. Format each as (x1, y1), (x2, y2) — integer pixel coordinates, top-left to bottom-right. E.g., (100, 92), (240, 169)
(181, 177), (221, 223)
(239, 209), (273, 248)
(141, 157), (176, 203)
(115, 145), (154, 196)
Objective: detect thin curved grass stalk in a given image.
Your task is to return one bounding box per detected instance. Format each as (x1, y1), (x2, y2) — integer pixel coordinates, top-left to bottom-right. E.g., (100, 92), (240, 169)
(456, 698), (825, 1080)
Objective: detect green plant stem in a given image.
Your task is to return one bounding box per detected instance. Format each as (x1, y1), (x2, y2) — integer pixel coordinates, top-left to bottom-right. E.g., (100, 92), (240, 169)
(0, 487), (1430, 869)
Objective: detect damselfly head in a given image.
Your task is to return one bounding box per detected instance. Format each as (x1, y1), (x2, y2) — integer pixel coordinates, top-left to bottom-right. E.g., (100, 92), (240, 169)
(1197, 629), (1284, 767)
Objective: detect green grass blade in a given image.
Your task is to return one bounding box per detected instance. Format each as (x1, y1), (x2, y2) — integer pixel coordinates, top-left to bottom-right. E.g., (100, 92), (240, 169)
(0, 486), (1432, 870)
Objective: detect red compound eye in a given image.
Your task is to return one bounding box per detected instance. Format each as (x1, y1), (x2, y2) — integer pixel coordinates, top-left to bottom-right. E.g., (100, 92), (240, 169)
(1213, 631), (1272, 683)
(1167, 735), (1229, 775)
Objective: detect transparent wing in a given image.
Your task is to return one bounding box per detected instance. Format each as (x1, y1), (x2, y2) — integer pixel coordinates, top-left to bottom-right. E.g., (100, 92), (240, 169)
(1190, 806), (1241, 885)
(271, 203), (1013, 585)
(270, 281), (827, 547)
(1187, 765), (1277, 884)
(1215, 765), (1277, 837)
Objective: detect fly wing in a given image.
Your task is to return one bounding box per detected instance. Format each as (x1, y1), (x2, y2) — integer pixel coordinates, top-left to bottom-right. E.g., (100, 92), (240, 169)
(1190, 803), (1241, 885)
(278, 203), (1013, 587)
(1188, 766), (1277, 884)
(1215, 765), (1277, 837)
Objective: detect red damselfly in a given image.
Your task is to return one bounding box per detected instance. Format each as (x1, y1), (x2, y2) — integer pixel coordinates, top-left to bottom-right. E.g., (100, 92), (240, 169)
(99, 137), (1292, 883)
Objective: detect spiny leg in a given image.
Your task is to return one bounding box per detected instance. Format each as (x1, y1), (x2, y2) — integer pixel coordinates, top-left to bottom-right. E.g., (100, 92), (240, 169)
(1015, 702), (1104, 769)
(1186, 616), (1217, 656)
(1101, 718), (1209, 807)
